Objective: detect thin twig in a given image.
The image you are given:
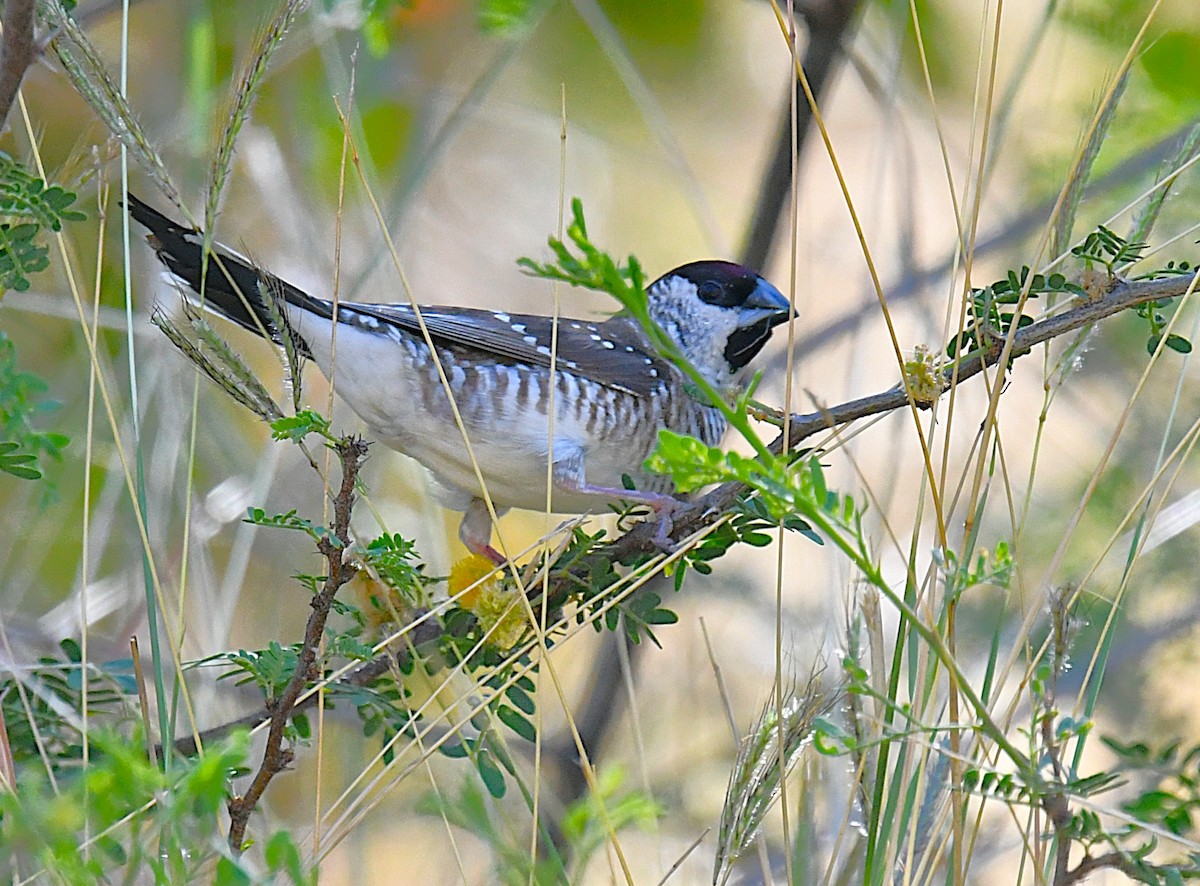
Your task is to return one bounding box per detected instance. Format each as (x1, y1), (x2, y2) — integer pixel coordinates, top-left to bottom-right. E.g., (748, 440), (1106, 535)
(1058, 849), (1143, 885)
(225, 436), (368, 854)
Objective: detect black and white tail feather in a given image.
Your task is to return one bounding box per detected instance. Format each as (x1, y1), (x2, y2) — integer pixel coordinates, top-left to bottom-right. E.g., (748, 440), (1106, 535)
(130, 195), (323, 359)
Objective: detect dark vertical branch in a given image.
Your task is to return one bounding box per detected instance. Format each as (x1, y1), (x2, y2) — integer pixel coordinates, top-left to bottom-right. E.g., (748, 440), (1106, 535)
(0, 0), (35, 131)
(740, 0), (863, 271)
(225, 437), (368, 854)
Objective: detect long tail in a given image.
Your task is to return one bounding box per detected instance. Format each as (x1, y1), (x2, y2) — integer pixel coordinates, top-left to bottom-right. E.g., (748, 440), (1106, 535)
(127, 195), (330, 355)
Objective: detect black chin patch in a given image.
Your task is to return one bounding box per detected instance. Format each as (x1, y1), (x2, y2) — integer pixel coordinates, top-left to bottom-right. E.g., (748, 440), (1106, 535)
(724, 319), (774, 371)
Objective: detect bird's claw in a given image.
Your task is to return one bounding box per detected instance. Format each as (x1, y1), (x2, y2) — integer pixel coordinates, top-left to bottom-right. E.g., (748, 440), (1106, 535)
(650, 512), (678, 553)
(645, 495), (684, 553)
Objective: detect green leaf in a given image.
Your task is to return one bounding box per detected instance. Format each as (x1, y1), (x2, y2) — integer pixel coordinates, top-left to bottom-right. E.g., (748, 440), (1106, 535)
(505, 683), (536, 715)
(265, 830), (313, 884)
(0, 440), (41, 479)
(497, 705), (537, 742)
(1140, 31), (1200, 105)
(476, 749), (507, 798)
(244, 507), (342, 547)
(270, 409), (332, 443)
(1166, 334), (1193, 354)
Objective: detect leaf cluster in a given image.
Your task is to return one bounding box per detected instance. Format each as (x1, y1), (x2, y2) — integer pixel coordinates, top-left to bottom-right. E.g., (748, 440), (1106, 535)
(0, 640), (136, 768)
(0, 331), (70, 480)
(0, 727), (313, 884)
(947, 266), (1082, 358)
(0, 151), (86, 293)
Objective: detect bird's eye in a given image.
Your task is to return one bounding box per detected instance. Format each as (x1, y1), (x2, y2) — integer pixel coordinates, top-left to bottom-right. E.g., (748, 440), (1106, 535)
(697, 280), (724, 303)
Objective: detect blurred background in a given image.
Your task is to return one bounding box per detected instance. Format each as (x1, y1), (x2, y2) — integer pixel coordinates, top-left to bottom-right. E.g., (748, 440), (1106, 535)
(2, 0), (1200, 882)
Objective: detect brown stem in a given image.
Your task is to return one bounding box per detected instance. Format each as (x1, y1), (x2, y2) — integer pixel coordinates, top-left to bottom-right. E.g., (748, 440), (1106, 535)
(1043, 791), (1074, 885)
(0, 0), (35, 132)
(1058, 850), (1143, 885)
(225, 437), (368, 854)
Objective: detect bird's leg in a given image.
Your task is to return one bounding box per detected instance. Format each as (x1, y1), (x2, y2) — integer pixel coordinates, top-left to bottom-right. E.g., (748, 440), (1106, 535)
(552, 459), (683, 552)
(458, 497), (506, 565)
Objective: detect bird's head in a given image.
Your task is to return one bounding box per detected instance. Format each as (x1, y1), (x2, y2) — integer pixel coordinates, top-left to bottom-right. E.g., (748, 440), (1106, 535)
(646, 260), (792, 387)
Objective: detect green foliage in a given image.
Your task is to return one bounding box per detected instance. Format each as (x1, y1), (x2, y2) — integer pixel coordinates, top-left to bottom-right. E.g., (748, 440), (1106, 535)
(518, 197), (649, 316)
(947, 229), (1197, 360)
(1134, 295), (1194, 356)
(244, 506), (344, 548)
(360, 532), (429, 601)
(1139, 30), (1200, 106)
(0, 152), (86, 293)
(0, 440), (39, 479)
(0, 729), (313, 884)
(1071, 224), (1148, 274)
(0, 331), (69, 480)
(933, 541), (1014, 598)
(645, 430), (851, 530)
(1104, 738), (1200, 838)
(419, 765), (656, 884)
(0, 640), (137, 769)
(946, 266), (1082, 358)
(216, 641), (303, 705)
(1126, 253), (1196, 357)
(478, 0), (542, 35)
(560, 766), (661, 870)
(320, 0), (542, 55)
(665, 496), (819, 597)
(269, 409), (333, 443)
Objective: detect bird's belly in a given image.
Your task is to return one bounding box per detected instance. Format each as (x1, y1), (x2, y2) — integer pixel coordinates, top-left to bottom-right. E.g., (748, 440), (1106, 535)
(375, 413), (659, 514)
(309, 332), (705, 514)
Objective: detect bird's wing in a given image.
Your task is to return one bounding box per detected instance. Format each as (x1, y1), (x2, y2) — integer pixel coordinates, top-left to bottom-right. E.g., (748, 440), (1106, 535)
(341, 303), (672, 398)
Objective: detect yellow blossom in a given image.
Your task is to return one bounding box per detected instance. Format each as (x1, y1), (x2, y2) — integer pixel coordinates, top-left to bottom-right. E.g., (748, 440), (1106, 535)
(448, 554), (527, 650)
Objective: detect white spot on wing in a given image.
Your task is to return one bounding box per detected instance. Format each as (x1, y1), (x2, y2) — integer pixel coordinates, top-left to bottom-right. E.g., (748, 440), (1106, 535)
(494, 312), (511, 323)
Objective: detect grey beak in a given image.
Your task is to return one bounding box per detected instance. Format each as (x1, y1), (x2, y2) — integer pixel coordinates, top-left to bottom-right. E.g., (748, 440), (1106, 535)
(738, 278), (792, 327)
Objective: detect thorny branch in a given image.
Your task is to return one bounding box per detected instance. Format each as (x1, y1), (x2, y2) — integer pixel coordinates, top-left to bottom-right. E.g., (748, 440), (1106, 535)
(224, 436), (368, 854)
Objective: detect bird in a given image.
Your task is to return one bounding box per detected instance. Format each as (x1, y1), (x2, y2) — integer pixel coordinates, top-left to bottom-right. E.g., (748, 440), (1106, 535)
(128, 195), (792, 563)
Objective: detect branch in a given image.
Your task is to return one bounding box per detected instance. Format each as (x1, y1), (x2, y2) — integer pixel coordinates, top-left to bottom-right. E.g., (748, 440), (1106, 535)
(590, 271), (1198, 575)
(0, 0), (35, 132)
(225, 436), (369, 854)
(1057, 850), (1143, 885)
(763, 121), (1199, 373)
